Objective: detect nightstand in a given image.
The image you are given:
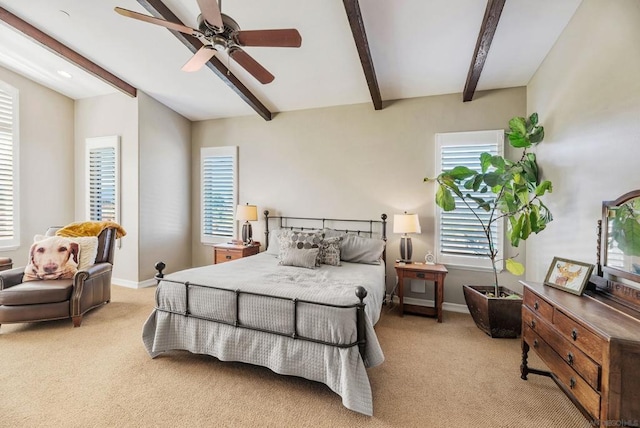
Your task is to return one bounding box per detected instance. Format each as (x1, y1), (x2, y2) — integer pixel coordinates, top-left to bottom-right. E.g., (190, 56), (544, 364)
(394, 262), (448, 322)
(213, 242), (260, 264)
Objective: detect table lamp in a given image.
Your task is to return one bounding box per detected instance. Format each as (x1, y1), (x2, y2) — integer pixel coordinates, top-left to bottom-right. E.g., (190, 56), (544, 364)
(393, 212), (421, 263)
(236, 203), (258, 244)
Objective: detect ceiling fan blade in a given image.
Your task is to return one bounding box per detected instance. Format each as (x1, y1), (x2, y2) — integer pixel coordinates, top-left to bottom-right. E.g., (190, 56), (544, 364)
(196, 0), (223, 29)
(115, 7), (199, 36)
(236, 29), (302, 47)
(181, 46), (216, 72)
(229, 48), (275, 84)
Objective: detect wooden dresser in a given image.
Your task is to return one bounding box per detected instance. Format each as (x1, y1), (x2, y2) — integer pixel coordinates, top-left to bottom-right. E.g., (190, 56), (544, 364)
(213, 243), (260, 264)
(521, 281), (640, 425)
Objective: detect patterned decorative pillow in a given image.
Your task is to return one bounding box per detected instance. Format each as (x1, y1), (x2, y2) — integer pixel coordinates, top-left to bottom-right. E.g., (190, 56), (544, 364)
(278, 247), (320, 269)
(34, 235), (98, 271)
(278, 230), (324, 266)
(319, 236), (342, 266)
(23, 235), (80, 281)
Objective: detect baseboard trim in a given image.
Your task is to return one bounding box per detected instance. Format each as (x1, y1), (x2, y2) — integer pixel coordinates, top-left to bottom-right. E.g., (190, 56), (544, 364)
(112, 277), (156, 289)
(394, 296), (470, 314)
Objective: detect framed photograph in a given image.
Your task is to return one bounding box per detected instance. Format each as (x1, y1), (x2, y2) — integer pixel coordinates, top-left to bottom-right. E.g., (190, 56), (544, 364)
(544, 257), (594, 296)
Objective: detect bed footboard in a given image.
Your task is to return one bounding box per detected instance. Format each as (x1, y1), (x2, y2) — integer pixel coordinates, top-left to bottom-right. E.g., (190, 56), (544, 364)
(154, 263), (368, 358)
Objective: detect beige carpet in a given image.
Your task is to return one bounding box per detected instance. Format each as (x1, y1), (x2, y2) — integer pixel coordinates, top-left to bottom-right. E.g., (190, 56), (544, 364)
(0, 285), (591, 428)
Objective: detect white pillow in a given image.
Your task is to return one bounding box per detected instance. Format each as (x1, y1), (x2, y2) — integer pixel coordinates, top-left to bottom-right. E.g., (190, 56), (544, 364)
(36, 234), (98, 271)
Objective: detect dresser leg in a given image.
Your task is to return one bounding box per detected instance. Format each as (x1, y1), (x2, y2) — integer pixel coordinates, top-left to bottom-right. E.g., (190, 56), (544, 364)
(521, 340), (530, 380)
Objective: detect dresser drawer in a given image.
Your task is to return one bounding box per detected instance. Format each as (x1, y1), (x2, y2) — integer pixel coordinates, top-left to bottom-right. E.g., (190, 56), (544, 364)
(523, 307), (601, 390)
(215, 249), (242, 264)
(523, 288), (554, 322)
(400, 269), (438, 281)
(553, 309), (605, 364)
(523, 324), (601, 419)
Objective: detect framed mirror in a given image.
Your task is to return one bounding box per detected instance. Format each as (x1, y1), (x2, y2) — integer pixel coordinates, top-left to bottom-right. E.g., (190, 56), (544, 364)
(602, 189), (640, 286)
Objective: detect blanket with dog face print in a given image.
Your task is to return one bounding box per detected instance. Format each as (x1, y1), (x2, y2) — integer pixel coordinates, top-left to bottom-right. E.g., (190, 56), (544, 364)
(24, 236), (79, 281)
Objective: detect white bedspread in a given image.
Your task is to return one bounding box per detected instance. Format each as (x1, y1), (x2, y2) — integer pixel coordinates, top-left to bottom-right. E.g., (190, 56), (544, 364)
(142, 253), (385, 415)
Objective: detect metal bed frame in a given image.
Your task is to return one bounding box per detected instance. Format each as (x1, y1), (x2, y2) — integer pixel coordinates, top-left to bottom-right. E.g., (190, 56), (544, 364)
(154, 212), (387, 358)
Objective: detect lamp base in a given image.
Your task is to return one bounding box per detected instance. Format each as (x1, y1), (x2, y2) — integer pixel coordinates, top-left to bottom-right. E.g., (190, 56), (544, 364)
(241, 222), (253, 245)
(399, 235), (413, 262)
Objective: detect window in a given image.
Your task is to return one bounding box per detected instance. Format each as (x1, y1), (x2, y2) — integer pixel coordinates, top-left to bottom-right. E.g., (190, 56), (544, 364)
(86, 136), (119, 223)
(201, 146), (237, 244)
(434, 130), (504, 270)
(0, 81), (19, 250)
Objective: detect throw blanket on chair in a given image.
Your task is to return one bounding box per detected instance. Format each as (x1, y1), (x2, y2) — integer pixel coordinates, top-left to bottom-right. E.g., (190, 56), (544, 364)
(55, 221), (127, 239)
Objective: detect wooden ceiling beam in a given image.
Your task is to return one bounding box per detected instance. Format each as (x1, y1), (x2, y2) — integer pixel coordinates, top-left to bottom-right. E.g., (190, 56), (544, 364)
(0, 7), (137, 98)
(463, 0), (506, 102)
(342, 0), (382, 110)
(137, 0), (272, 121)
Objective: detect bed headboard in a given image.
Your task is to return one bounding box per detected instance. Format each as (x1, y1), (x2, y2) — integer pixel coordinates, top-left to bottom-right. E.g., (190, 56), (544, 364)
(263, 211), (388, 262)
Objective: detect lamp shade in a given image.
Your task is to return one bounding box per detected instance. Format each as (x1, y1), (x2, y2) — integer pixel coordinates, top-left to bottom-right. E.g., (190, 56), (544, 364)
(393, 213), (421, 234)
(236, 204), (258, 222)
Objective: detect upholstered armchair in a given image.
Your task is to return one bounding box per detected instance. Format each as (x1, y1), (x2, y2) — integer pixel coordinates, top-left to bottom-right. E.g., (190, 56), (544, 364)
(0, 227), (116, 329)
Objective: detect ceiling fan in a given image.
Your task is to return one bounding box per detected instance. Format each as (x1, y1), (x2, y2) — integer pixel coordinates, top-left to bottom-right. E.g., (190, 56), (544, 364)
(114, 0), (302, 84)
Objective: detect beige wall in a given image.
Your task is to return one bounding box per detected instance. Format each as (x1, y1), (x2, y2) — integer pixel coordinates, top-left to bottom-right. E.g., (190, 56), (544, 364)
(138, 92), (192, 281)
(525, 0), (640, 282)
(192, 87), (526, 306)
(0, 65), (75, 262)
(74, 92), (139, 284)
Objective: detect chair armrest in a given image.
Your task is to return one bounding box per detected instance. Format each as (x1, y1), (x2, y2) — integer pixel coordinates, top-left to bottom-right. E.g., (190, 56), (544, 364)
(76, 263), (112, 278)
(0, 267), (26, 290)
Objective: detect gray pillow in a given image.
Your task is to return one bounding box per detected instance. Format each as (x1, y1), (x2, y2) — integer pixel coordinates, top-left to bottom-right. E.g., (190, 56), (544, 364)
(278, 247), (319, 269)
(341, 234), (385, 264)
(265, 229), (283, 256)
(278, 230), (324, 266)
(319, 236), (342, 266)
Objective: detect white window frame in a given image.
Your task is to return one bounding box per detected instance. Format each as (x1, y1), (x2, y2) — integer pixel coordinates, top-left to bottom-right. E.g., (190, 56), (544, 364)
(85, 136), (120, 224)
(434, 130), (504, 271)
(0, 81), (20, 250)
(201, 146), (238, 244)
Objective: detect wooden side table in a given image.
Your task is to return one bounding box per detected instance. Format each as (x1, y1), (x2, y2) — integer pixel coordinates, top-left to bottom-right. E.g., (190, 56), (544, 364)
(394, 262), (448, 322)
(213, 242), (260, 264)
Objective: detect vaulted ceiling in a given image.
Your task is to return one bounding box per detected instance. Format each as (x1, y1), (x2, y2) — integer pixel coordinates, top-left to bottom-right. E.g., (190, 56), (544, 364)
(0, 0), (582, 121)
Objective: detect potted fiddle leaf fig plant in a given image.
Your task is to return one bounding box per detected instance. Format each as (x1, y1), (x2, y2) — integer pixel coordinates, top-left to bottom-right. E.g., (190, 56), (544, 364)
(426, 113), (553, 338)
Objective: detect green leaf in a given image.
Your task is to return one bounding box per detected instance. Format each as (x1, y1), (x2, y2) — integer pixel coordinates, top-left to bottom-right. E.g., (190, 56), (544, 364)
(506, 259), (525, 276)
(483, 172), (503, 187)
(529, 126), (545, 144)
(480, 152), (492, 174)
(508, 132), (530, 148)
(490, 155), (506, 171)
(472, 174), (484, 192)
(529, 112), (539, 126)
(509, 116), (527, 136)
(448, 166), (476, 180)
(535, 180), (553, 196)
(436, 185), (456, 211)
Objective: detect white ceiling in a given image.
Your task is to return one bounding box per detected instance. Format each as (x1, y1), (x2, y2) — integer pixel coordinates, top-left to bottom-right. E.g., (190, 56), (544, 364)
(0, 0), (582, 121)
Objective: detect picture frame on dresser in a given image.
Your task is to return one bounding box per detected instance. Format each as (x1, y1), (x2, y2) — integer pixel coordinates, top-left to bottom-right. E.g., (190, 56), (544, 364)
(543, 257), (594, 296)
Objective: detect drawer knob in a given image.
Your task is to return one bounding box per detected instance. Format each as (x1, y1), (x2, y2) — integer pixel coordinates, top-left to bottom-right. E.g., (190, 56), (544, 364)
(534, 301), (539, 310)
(417, 273), (425, 278)
(533, 339), (539, 348)
(571, 328), (578, 341)
(531, 319), (536, 329)
(226, 255), (232, 260)
(567, 352), (574, 365)
(569, 377), (576, 389)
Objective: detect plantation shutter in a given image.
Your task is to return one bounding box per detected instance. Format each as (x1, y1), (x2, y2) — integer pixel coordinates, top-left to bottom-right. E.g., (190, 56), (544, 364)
(0, 83), (19, 248)
(434, 130), (504, 269)
(86, 136), (119, 223)
(201, 147), (237, 243)
(439, 143), (498, 257)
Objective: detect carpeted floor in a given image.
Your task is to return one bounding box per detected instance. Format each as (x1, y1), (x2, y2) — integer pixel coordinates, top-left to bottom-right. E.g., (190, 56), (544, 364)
(0, 285), (591, 428)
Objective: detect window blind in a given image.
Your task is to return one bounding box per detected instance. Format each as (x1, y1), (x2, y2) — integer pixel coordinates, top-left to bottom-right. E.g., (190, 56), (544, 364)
(439, 143), (499, 257)
(0, 85), (18, 247)
(201, 147), (237, 242)
(434, 130), (504, 269)
(88, 146), (117, 221)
